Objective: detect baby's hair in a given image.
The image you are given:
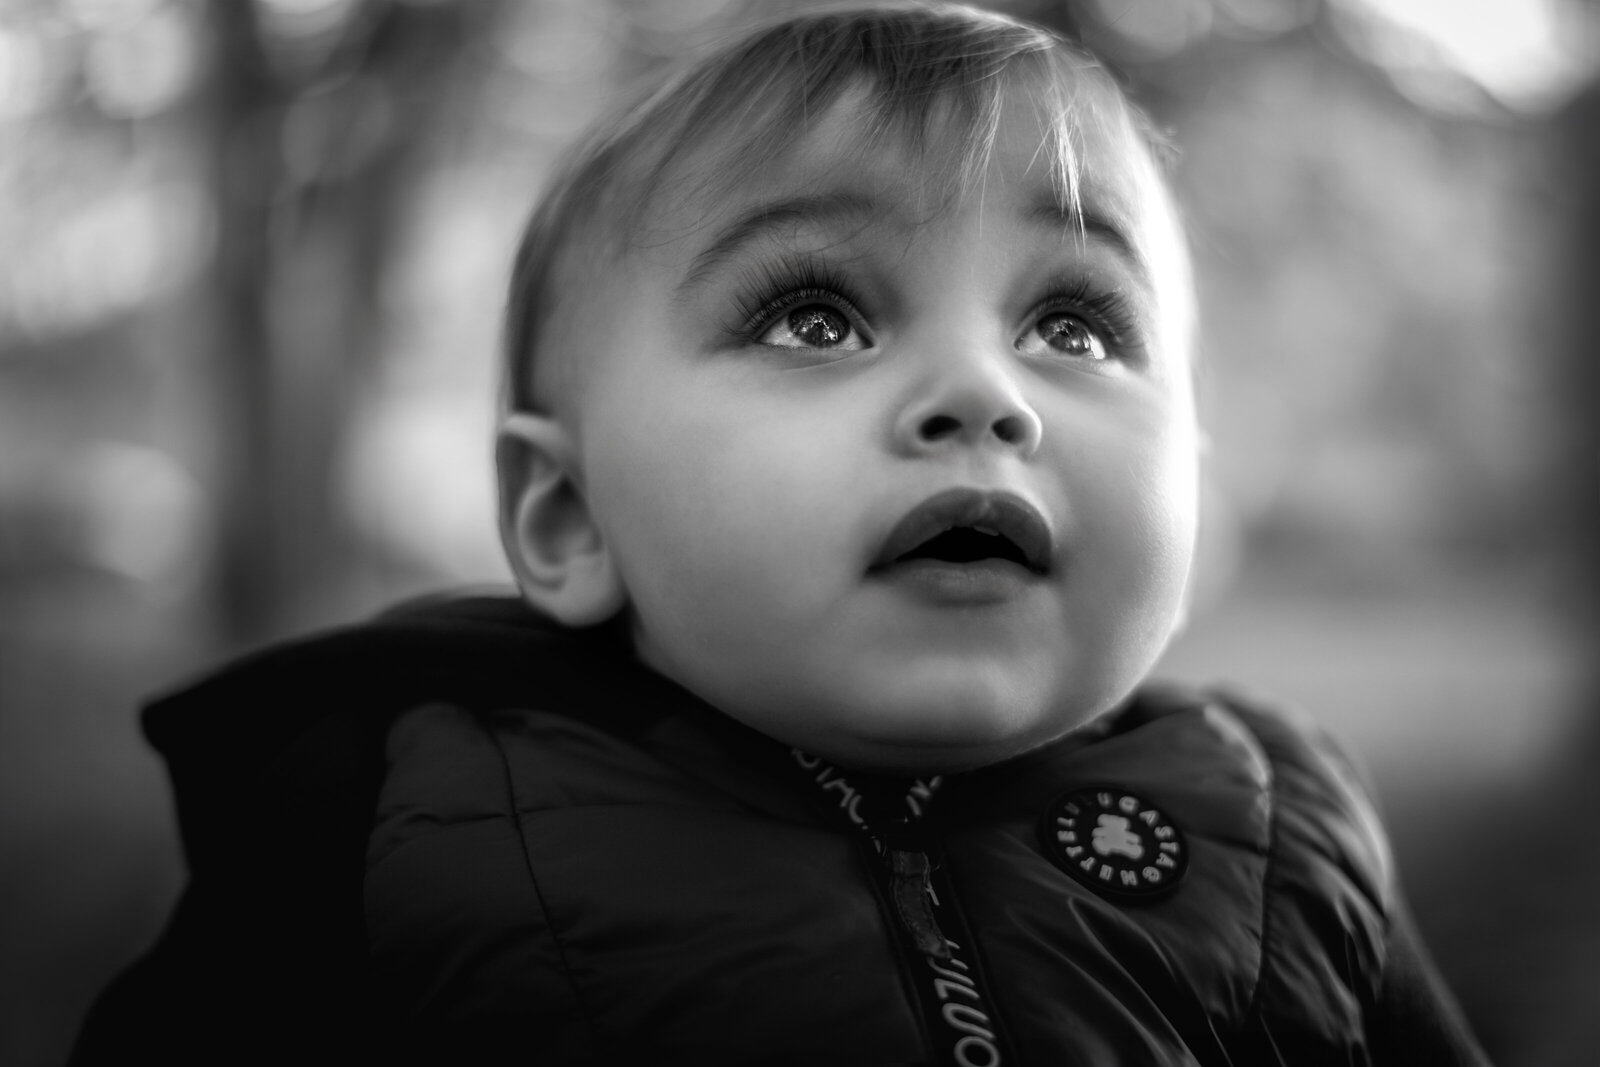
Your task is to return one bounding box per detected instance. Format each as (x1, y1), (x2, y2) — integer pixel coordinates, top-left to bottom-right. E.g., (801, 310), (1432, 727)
(501, 1), (1159, 416)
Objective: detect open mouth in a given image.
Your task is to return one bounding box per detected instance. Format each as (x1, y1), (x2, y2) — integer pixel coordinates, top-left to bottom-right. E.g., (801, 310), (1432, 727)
(870, 489), (1053, 576)
(895, 526), (1035, 569)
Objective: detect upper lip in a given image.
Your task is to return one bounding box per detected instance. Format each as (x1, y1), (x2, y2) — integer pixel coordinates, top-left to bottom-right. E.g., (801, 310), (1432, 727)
(869, 488), (1054, 575)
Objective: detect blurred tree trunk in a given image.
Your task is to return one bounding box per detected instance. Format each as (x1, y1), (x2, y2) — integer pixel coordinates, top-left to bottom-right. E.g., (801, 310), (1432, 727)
(200, 0), (279, 643)
(1554, 77), (1600, 726)
(196, 0), (492, 643)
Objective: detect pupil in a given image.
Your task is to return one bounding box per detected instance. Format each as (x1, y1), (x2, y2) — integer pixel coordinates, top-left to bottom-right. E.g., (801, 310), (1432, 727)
(790, 306), (845, 347)
(1042, 313), (1091, 353)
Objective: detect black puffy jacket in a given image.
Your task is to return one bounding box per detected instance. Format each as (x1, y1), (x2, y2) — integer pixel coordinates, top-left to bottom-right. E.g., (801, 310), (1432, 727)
(73, 595), (1489, 1066)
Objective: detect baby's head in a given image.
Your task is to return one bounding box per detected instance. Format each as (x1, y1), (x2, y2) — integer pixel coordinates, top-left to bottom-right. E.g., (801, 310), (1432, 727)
(496, 1), (1200, 773)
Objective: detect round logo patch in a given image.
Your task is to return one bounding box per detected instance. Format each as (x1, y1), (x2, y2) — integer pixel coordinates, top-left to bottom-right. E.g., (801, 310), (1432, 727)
(1039, 786), (1187, 900)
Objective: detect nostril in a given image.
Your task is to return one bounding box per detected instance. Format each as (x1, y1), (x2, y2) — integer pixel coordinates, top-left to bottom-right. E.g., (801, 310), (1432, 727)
(992, 415), (1027, 445)
(919, 414), (961, 441)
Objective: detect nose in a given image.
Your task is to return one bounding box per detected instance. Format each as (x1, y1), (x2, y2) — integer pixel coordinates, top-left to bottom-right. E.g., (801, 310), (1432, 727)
(890, 346), (1044, 459)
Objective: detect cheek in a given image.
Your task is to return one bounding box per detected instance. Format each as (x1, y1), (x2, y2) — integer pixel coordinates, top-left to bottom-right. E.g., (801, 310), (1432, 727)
(588, 424), (742, 614)
(1124, 438), (1200, 642)
(1069, 396), (1199, 624)
(1118, 423), (1199, 556)
(581, 388), (854, 641)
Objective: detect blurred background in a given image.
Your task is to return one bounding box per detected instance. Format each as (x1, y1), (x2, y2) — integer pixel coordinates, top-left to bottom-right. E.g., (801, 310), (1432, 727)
(0, 0), (1595, 1062)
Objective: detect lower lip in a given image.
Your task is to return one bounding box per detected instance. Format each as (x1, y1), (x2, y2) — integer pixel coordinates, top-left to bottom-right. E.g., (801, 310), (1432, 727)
(869, 559), (1041, 604)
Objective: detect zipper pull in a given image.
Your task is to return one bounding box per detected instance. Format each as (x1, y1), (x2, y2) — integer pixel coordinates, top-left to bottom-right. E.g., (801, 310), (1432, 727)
(885, 847), (952, 961)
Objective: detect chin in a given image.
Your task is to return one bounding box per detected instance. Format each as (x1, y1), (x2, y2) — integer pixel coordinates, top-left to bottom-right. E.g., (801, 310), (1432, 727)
(810, 684), (1096, 775)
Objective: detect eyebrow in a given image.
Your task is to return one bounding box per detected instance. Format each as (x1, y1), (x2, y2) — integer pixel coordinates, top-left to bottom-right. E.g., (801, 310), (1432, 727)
(1026, 197), (1150, 284)
(679, 190), (882, 294)
(677, 188), (1149, 294)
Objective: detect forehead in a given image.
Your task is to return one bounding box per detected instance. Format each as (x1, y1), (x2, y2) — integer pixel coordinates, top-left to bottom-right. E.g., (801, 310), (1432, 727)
(639, 73), (1175, 283)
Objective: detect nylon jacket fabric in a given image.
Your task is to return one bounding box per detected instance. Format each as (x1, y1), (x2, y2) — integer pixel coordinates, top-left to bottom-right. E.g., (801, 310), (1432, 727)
(71, 595), (1491, 1066)
(365, 677), (1387, 1064)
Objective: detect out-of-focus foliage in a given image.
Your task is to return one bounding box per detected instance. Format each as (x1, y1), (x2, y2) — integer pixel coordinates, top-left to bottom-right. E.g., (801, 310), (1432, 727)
(1, 1), (1596, 1065)
(6, 0), (1592, 612)
(1, 0), (1594, 611)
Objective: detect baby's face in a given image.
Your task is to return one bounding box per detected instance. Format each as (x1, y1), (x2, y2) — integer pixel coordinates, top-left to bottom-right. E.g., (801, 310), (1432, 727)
(555, 83), (1199, 772)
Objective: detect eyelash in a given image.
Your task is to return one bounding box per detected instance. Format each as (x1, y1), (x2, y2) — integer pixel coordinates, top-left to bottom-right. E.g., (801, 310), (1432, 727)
(1031, 279), (1143, 355)
(727, 256), (871, 345)
(725, 257), (1143, 355)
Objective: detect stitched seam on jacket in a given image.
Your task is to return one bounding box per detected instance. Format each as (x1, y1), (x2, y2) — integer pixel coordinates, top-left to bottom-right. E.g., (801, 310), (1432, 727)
(483, 717), (605, 1055)
(1241, 721), (1280, 1030)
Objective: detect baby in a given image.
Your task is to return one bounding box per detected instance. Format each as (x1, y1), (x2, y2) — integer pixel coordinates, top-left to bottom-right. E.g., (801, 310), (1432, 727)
(75, 4), (1489, 1065)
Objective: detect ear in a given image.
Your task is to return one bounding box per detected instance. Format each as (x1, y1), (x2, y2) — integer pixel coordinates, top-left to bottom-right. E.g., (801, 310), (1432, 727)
(496, 412), (626, 626)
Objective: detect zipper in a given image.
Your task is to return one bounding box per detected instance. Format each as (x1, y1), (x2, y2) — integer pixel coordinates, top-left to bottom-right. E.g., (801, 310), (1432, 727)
(881, 828), (952, 960)
(789, 750), (1014, 1066)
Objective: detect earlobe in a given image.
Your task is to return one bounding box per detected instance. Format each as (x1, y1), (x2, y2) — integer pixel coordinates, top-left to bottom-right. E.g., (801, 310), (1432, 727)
(497, 412), (626, 626)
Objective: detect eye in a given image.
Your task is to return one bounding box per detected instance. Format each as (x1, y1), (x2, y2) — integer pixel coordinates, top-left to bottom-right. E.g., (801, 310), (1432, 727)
(1016, 311), (1109, 361)
(727, 257), (875, 356)
(757, 301), (867, 351)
